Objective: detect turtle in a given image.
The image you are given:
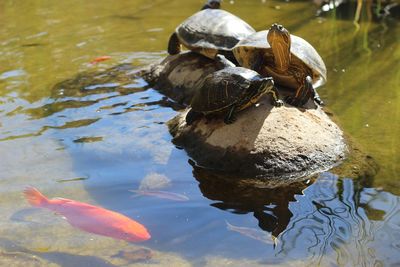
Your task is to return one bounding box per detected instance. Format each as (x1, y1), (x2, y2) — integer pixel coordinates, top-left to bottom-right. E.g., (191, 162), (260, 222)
(232, 23), (327, 107)
(201, 0), (221, 10)
(186, 67), (283, 125)
(167, 9), (256, 68)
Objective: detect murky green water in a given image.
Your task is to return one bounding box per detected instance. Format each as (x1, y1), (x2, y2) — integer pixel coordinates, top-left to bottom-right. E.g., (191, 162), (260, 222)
(0, 0), (399, 266)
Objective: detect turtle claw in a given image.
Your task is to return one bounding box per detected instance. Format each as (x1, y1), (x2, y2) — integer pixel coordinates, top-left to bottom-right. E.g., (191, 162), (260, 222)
(224, 116), (236, 124)
(313, 90), (324, 106)
(273, 99), (284, 107)
(314, 96), (324, 106)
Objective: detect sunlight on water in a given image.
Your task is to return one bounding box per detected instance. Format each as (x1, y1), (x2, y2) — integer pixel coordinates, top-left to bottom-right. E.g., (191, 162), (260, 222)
(0, 0), (399, 266)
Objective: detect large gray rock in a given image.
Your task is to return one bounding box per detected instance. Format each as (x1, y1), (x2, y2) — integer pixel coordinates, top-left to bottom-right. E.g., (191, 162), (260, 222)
(168, 99), (347, 187)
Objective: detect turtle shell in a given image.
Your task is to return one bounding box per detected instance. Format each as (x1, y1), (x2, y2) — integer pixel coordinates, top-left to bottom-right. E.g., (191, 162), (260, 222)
(233, 30), (327, 88)
(190, 67), (260, 113)
(176, 9), (255, 54)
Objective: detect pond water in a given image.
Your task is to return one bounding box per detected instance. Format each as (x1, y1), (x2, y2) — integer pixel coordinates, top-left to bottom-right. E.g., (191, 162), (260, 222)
(0, 0), (399, 266)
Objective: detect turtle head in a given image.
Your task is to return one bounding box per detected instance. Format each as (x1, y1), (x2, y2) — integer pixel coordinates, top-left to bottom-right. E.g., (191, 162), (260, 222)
(201, 0), (221, 10)
(267, 23), (291, 72)
(248, 77), (275, 104)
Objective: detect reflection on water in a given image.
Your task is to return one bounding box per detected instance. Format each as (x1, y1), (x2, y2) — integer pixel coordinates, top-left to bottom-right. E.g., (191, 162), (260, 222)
(0, 0), (399, 266)
(315, 0), (400, 23)
(193, 166), (307, 238)
(192, 171), (400, 266)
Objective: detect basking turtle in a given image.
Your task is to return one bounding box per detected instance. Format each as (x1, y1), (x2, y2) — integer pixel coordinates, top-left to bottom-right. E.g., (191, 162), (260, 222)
(167, 9), (255, 67)
(201, 0), (221, 10)
(232, 23), (327, 107)
(186, 67), (283, 125)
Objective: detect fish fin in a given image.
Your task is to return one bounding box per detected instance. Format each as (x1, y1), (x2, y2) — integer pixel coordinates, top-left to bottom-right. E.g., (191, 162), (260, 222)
(128, 190), (140, 193)
(225, 220), (234, 230)
(54, 197), (73, 203)
(23, 187), (49, 207)
(128, 190), (143, 199)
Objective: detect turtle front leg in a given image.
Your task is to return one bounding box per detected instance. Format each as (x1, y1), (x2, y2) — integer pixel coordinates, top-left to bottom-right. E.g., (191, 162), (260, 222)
(269, 86), (284, 107)
(285, 76), (313, 107)
(313, 89), (324, 105)
(224, 105), (237, 124)
(167, 32), (181, 55)
(186, 109), (203, 125)
(304, 75), (324, 105)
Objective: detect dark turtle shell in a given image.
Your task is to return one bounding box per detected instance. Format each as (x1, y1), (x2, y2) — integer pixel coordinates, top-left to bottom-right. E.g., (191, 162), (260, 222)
(176, 9), (255, 54)
(190, 67), (261, 113)
(233, 30), (327, 88)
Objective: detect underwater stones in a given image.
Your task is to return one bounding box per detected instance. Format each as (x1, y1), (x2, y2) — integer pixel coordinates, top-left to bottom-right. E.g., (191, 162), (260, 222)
(168, 98), (347, 187)
(138, 172), (171, 191)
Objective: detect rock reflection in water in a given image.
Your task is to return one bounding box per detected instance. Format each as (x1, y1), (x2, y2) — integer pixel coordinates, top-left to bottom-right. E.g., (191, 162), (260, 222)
(192, 166), (307, 238)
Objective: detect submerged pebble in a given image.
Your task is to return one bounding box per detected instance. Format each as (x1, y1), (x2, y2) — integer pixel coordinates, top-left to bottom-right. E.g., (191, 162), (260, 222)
(138, 172), (171, 190)
(111, 248), (153, 263)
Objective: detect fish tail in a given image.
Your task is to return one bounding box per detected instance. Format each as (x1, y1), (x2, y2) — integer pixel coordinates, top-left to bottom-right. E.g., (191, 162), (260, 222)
(23, 187), (49, 207)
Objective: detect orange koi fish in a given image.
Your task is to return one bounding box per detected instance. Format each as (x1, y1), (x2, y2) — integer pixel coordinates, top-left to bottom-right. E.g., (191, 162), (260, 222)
(90, 56), (111, 64)
(23, 187), (150, 242)
(130, 190), (189, 202)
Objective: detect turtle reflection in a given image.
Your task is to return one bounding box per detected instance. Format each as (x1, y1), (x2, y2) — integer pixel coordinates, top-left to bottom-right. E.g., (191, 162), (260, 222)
(192, 165), (308, 238)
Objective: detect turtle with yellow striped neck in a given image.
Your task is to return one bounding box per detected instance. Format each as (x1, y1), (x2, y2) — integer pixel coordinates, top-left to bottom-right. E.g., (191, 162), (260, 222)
(186, 67), (283, 125)
(233, 24), (327, 107)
